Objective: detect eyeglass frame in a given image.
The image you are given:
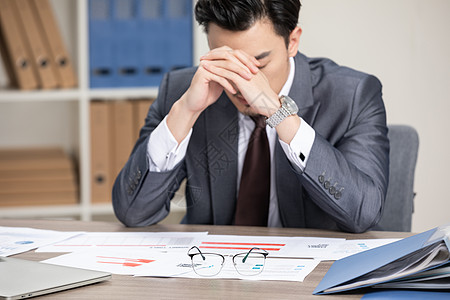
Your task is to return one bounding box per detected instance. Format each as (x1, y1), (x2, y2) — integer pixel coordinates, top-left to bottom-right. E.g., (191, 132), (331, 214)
(187, 245), (269, 277)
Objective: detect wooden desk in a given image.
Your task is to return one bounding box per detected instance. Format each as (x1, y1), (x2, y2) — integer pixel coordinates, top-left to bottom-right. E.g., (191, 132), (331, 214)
(0, 219), (412, 300)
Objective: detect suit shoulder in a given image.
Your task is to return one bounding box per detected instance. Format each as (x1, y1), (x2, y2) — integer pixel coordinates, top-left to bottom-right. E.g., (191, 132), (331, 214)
(165, 67), (197, 83)
(158, 67), (197, 101)
(306, 55), (381, 88)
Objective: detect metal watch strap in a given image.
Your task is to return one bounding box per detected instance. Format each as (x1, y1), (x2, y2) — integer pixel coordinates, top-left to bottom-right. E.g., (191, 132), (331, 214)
(266, 105), (291, 128)
(266, 95), (297, 128)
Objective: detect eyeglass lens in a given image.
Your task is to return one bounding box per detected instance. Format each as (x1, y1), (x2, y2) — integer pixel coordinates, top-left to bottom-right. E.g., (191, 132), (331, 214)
(191, 253), (225, 277)
(233, 253), (266, 276)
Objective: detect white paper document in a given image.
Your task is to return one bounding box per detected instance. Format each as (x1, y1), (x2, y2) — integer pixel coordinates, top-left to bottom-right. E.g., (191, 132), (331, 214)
(194, 234), (345, 258)
(134, 253), (320, 281)
(36, 232), (208, 253)
(288, 236), (347, 259)
(43, 248), (320, 281)
(0, 226), (83, 257)
(325, 239), (400, 260)
(24, 228), (400, 283)
(286, 238), (399, 260)
(42, 249), (173, 275)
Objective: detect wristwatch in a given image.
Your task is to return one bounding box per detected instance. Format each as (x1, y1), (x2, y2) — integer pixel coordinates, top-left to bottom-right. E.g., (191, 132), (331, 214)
(265, 95), (299, 128)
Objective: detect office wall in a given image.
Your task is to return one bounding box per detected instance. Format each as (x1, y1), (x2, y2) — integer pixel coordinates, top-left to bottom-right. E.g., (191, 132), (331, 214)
(300, 0), (450, 232)
(194, 0), (450, 232)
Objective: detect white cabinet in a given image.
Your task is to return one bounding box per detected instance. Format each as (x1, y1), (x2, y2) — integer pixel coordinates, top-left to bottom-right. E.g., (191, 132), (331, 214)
(0, 0), (161, 220)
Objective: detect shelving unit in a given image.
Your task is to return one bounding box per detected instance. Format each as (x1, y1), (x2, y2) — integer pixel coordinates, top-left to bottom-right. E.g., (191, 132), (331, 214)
(0, 0), (187, 220)
(0, 89), (80, 102)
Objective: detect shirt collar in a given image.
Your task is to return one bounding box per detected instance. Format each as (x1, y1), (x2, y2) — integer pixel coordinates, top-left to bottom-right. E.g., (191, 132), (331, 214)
(279, 57), (295, 97)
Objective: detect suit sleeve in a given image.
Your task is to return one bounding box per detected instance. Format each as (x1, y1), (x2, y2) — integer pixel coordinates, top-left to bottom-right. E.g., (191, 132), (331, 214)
(112, 72), (188, 227)
(300, 75), (389, 233)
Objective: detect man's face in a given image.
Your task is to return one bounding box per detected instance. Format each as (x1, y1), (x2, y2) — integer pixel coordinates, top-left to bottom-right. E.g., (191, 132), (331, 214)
(207, 20), (296, 116)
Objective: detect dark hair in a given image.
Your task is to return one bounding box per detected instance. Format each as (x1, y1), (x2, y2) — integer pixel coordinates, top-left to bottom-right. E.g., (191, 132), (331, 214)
(194, 0), (301, 46)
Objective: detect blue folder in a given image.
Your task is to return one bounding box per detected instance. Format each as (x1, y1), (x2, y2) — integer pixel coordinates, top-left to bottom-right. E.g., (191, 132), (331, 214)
(111, 0), (140, 87)
(166, 0), (193, 72)
(137, 0), (166, 87)
(138, 0), (193, 87)
(313, 225), (450, 295)
(89, 0), (115, 88)
(362, 290), (450, 300)
(89, 0), (193, 88)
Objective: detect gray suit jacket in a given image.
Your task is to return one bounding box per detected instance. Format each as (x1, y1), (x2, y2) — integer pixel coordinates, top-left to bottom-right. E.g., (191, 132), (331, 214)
(112, 53), (389, 233)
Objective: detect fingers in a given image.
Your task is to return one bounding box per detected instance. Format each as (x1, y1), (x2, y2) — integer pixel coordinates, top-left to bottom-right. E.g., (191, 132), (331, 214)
(198, 62), (237, 95)
(233, 49), (261, 74)
(202, 59), (253, 80)
(196, 46), (266, 101)
(200, 46), (260, 75)
(201, 60), (242, 85)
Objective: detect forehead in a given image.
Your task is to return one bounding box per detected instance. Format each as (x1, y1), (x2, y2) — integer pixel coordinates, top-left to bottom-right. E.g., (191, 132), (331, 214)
(207, 20), (285, 57)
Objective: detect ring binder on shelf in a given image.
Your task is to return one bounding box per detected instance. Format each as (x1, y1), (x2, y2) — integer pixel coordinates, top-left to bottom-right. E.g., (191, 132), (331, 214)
(89, 0), (114, 88)
(132, 98), (154, 142)
(112, 0), (140, 87)
(90, 100), (113, 203)
(110, 100), (135, 180)
(0, 0), (38, 90)
(138, 0), (165, 87)
(166, 0), (193, 72)
(13, 0), (58, 89)
(89, 0), (193, 88)
(31, 0), (78, 89)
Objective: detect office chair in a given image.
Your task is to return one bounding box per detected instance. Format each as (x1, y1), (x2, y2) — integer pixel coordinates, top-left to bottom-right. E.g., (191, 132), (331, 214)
(373, 125), (419, 232)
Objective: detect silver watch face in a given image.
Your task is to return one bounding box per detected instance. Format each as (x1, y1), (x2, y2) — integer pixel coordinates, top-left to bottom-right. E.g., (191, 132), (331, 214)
(281, 96), (299, 114)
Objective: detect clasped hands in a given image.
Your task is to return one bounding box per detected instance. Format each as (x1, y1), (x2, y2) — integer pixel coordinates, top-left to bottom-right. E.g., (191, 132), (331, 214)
(167, 46), (299, 144)
(182, 46), (280, 118)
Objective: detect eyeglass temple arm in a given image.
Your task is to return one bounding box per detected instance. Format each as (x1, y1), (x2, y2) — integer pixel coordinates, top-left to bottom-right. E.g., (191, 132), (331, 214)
(187, 246), (206, 260)
(242, 247), (269, 263)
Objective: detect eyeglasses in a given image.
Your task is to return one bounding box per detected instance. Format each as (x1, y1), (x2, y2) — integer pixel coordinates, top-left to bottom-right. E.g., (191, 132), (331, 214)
(187, 246), (269, 277)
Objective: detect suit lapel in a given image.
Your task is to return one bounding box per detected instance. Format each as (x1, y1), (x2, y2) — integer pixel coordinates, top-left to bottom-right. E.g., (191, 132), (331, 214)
(289, 53), (321, 122)
(204, 93), (239, 225)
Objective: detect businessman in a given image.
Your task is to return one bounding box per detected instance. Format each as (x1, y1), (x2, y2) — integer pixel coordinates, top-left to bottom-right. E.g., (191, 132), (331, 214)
(112, 0), (390, 233)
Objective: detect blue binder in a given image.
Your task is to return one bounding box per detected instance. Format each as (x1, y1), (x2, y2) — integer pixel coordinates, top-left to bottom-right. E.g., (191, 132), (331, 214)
(111, 0), (140, 87)
(137, 0), (166, 87)
(362, 290), (450, 300)
(138, 0), (193, 87)
(166, 0), (193, 72)
(89, 0), (115, 88)
(89, 0), (193, 88)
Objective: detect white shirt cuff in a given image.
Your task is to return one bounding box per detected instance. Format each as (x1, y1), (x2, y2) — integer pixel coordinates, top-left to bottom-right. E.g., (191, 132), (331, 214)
(279, 117), (315, 172)
(147, 116), (192, 172)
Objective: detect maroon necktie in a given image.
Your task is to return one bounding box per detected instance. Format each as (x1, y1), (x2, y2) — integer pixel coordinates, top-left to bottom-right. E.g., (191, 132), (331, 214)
(234, 115), (270, 226)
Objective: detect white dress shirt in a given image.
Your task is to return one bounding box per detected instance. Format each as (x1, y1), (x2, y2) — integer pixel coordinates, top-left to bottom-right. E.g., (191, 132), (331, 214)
(147, 57), (315, 227)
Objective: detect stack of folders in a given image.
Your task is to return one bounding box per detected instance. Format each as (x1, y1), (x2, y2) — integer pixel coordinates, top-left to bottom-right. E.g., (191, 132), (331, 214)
(0, 0), (77, 90)
(90, 98), (154, 203)
(314, 224), (450, 295)
(88, 0), (193, 88)
(0, 147), (79, 206)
